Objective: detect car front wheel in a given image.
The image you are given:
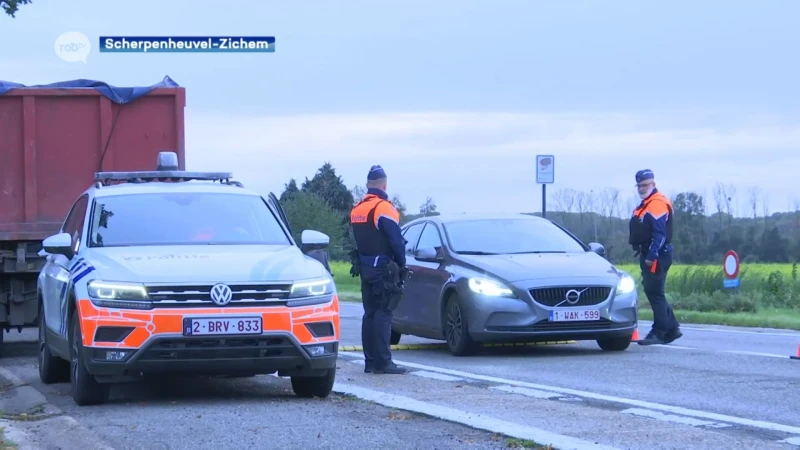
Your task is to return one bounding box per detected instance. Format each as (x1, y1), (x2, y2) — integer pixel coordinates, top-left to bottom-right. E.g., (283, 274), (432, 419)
(291, 368), (336, 398)
(596, 335), (632, 351)
(444, 294), (479, 356)
(70, 314), (110, 406)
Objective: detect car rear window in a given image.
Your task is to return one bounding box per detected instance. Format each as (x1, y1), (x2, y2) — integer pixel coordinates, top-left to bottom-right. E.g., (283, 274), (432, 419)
(88, 192), (291, 247)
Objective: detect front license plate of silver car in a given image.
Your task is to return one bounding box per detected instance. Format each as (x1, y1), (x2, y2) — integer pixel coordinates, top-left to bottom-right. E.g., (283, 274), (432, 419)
(549, 309), (600, 321)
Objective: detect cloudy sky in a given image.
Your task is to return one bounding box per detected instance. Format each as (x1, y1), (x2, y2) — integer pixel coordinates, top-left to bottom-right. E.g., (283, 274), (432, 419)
(3, 0), (799, 216)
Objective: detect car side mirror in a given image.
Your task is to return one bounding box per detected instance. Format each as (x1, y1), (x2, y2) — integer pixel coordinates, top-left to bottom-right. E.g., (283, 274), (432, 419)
(415, 246), (443, 262)
(588, 242), (606, 257)
(43, 232), (74, 259)
(300, 229), (329, 253)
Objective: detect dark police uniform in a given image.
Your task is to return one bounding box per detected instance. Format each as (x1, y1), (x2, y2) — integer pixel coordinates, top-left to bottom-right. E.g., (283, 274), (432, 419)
(349, 165), (407, 374)
(629, 169), (682, 345)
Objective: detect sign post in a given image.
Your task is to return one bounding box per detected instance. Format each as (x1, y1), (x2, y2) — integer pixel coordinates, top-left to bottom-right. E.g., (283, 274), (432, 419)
(536, 155), (554, 218)
(722, 250), (740, 289)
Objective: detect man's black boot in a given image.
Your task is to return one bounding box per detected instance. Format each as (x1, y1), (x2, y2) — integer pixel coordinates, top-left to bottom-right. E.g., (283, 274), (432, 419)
(637, 330), (665, 346)
(375, 362), (407, 374)
(663, 328), (682, 344)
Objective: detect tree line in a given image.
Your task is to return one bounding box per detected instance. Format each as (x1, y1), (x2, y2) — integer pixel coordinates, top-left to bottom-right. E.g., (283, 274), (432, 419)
(276, 163), (800, 265)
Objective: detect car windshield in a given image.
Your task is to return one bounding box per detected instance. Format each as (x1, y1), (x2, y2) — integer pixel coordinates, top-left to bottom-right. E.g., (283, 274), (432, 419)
(88, 192), (291, 247)
(443, 218), (587, 254)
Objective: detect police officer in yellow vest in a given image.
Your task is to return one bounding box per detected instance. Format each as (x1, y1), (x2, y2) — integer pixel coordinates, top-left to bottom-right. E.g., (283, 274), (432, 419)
(349, 165), (407, 374)
(629, 169), (682, 346)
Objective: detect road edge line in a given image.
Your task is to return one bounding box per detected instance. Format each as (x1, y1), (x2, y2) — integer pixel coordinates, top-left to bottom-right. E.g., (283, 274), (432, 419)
(332, 382), (620, 450)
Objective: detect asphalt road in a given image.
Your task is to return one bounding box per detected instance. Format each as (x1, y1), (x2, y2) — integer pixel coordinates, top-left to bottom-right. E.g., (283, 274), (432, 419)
(336, 301), (800, 449)
(2, 303), (799, 450)
(0, 330), (527, 450)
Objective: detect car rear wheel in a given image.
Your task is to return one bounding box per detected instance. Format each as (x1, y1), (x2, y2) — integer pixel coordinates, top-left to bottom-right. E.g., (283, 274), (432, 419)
(444, 294), (479, 356)
(38, 304), (70, 384)
(390, 329), (401, 346)
(291, 368), (336, 399)
(596, 335), (632, 351)
(70, 314), (110, 406)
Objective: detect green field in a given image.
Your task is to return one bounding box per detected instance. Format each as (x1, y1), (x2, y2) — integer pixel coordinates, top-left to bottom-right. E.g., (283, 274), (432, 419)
(330, 260), (800, 330)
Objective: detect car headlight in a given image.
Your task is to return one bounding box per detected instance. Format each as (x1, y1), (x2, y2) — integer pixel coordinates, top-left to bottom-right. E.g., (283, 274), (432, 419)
(87, 280), (152, 310)
(289, 278), (334, 299)
(468, 277), (515, 297)
(616, 273), (636, 295)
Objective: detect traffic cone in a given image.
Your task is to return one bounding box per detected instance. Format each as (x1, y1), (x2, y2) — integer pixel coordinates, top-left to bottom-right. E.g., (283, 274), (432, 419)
(632, 328), (640, 342)
(791, 345), (800, 360)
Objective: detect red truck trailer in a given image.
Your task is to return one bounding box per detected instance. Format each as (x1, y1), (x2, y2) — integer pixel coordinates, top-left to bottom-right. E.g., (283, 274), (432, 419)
(0, 76), (185, 354)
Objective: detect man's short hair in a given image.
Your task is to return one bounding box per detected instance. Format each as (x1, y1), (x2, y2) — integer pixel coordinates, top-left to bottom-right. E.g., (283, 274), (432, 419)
(367, 177), (386, 189)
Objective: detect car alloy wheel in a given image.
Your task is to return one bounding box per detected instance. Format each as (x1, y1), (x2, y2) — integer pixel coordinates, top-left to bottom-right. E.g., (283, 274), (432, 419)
(69, 314), (110, 406)
(444, 295), (478, 356)
(38, 304), (69, 384)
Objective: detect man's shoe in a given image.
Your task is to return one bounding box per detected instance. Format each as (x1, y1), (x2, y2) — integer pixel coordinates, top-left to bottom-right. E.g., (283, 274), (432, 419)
(663, 328), (682, 344)
(375, 363), (407, 375)
(364, 366), (375, 373)
(637, 331), (665, 346)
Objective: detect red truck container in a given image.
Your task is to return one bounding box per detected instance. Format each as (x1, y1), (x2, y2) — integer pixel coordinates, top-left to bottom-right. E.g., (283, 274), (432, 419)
(0, 77), (185, 349)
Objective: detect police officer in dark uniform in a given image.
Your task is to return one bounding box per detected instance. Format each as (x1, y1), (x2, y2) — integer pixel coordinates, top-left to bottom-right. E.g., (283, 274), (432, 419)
(629, 169), (682, 345)
(349, 165), (407, 374)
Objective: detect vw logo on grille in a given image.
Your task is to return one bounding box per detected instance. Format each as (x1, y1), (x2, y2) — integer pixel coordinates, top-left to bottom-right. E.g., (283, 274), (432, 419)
(210, 283), (233, 306)
(564, 289), (582, 305)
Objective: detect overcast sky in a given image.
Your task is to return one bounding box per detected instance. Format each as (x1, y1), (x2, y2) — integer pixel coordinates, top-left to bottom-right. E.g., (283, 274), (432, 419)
(3, 0), (798, 216)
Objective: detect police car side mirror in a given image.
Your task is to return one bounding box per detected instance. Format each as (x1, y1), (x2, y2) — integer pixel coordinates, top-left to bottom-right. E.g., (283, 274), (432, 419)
(301, 230), (329, 252)
(43, 232), (74, 259)
(588, 242), (606, 257)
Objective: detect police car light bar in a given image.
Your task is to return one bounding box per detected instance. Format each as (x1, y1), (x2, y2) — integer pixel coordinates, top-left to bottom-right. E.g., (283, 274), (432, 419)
(93, 151), (237, 186)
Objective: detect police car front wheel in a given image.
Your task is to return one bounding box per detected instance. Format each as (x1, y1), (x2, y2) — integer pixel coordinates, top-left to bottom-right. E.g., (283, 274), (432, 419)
(290, 368), (336, 399)
(70, 314), (110, 406)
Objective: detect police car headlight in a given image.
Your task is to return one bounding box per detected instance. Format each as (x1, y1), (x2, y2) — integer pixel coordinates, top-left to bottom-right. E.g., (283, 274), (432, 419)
(289, 278), (334, 299)
(87, 280), (152, 310)
(468, 277), (515, 298)
(616, 273), (636, 295)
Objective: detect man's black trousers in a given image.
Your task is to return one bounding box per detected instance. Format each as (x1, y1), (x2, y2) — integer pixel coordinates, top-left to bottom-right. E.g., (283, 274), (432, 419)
(359, 266), (394, 370)
(639, 251), (680, 337)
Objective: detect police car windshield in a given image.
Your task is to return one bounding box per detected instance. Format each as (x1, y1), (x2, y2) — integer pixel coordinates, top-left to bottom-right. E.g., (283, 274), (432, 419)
(88, 193), (291, 247)
(444, 218), (587, 254)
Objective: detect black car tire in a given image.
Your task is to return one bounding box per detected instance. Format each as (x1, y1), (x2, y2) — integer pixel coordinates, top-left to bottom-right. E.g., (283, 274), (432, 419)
(38, 304), (70, 384)
(390, 329), (401, 346)
(70, 314), (110, 406)
(444, 294), (479, 356)
(291, 368), (336, 398)
(596, 335), (632, 351)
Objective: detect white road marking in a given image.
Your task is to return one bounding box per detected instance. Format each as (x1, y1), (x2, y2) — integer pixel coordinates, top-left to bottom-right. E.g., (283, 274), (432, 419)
(781, 436), (800, 446)
(651, 344), (696, 350)
(411, 370), (463, 382)
(621, 408), (730, 428)
(332, 382), (620, 450)
(490, 385), (562, 399)
(722, 350), (788, 359)
(339, 351), (800, 435)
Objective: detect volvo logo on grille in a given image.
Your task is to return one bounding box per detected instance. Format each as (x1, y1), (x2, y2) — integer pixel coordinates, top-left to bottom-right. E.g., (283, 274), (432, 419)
(210, 283), (233, 306)
(564, 289), (583, 305)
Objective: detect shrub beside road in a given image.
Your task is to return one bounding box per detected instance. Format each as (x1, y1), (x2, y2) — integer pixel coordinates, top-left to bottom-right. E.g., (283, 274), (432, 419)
(330, 261), (800, 330)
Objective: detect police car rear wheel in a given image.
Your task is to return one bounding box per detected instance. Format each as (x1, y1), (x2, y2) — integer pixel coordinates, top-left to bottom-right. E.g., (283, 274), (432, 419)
(290, 368), (336, 399)
(38, 303), (69, 384)
(444, 295), (479, 357)
(596, 335), (632, 351)
(70, 314), (110, 406)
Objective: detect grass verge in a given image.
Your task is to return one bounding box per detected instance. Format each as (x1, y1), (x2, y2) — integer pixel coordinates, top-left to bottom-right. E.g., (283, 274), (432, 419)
(0, 426), (18, 449)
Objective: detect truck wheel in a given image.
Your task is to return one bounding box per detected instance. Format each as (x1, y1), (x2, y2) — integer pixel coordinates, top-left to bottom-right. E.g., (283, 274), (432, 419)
(38, 305), (70, 384)
(290, 368), (336, 399)
(390, 329), (401, 346)
(69, 314), (110, 406)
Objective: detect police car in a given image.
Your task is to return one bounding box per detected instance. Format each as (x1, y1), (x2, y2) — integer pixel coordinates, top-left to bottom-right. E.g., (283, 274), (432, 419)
(36, 152), (340, 406)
